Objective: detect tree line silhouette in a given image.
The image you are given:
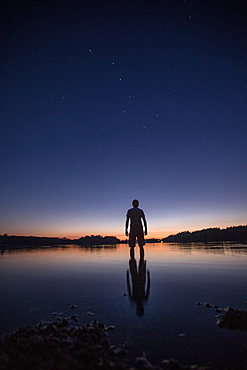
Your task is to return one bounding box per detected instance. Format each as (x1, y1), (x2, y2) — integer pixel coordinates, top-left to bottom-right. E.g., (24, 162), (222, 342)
(1, 225), (247, 247)
(0, 234), (120, 247)
(162, 225), (247, 243)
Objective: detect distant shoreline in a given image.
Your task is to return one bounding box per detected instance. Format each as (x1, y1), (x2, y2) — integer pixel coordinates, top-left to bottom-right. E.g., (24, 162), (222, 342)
(162, 225), (247, 243)
(1, 224), (247, 248)
(0, 235), (120, 248)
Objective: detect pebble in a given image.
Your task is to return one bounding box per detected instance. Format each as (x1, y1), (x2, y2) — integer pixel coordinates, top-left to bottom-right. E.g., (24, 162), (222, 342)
(197, 301), (222, 310)
(215, 308), (222, 313)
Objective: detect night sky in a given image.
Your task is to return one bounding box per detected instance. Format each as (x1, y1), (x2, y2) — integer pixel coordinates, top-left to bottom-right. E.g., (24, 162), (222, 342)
(1, 1), (247, 239)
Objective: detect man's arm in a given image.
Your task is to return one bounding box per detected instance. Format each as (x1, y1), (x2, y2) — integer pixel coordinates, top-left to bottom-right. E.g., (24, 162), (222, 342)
(125, 216), (129, 236)
(142, 216), (148, 235)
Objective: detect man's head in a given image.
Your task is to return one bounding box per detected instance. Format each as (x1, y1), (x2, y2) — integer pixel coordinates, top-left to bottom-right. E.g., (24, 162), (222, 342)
(132, 199), (139, 208)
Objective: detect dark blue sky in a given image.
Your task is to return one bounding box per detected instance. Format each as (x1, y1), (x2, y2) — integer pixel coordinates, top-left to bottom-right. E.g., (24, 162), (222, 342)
(1, 0), (246, 239)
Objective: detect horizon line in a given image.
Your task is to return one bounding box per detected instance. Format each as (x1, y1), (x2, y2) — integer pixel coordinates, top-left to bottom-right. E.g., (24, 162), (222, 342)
(1, 224), (246, 241)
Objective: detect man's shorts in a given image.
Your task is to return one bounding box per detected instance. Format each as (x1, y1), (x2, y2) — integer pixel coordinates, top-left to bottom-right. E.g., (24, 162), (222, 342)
(129, 228), (145, 248)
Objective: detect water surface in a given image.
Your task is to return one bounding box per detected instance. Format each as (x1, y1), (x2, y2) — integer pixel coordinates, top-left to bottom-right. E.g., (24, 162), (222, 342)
(1, 243), (246, 368)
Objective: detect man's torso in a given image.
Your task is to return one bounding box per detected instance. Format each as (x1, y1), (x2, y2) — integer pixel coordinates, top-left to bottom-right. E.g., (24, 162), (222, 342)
(127, 208), (145, 229)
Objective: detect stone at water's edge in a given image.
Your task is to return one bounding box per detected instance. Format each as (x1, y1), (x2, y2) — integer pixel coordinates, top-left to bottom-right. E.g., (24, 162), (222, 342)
(217, 307), (247, 331)
(196, 302), (247, 331)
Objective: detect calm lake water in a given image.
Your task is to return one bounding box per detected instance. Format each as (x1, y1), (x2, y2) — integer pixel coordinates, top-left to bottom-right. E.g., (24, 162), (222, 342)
(0, 242), (246, 368)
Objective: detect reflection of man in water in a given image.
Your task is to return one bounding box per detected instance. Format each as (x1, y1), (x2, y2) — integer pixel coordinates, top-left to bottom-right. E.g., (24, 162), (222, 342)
(125, 199), (147, 258)
(127, 258), (150, 317)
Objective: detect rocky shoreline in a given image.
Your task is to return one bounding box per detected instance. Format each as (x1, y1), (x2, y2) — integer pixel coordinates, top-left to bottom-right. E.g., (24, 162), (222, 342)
(0, 306), (246, 370)
(0, 317), (210, 370)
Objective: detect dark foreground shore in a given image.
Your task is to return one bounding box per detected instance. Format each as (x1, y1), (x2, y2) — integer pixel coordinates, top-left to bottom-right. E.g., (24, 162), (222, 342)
(1, 308), (246, 370)
(0, 318), (207, 370)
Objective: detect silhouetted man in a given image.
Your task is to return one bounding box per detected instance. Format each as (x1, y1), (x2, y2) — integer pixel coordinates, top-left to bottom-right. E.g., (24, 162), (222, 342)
(125, 199), (147, 257)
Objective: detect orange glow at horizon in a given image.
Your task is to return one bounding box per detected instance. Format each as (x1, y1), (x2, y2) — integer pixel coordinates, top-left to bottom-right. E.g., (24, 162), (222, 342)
(3, 219), (246, 241)
(3, 230), (172, 240)
(5, 232), (170, 240)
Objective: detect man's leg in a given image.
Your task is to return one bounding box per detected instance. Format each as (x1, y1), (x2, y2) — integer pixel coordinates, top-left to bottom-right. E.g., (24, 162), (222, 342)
(140, 245), (144, 259)
(129, 230), (136, 247)
(129, 230), (136, 258)
(137, 231), (145, 259)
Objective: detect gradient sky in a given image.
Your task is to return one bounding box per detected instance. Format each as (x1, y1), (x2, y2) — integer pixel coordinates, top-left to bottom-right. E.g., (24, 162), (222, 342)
(1, 0), (247, 239)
